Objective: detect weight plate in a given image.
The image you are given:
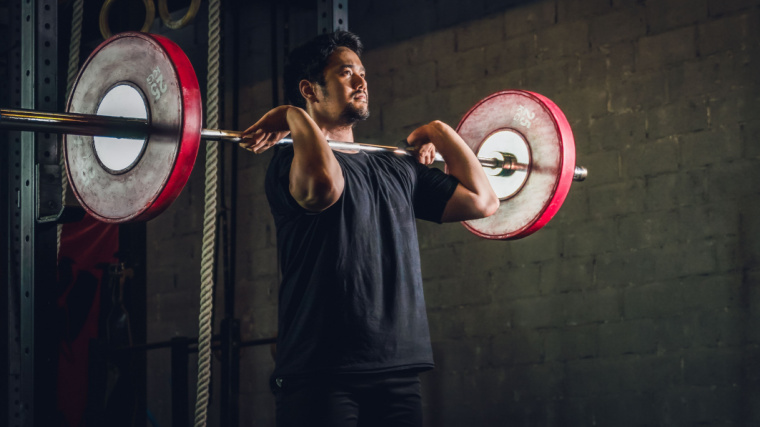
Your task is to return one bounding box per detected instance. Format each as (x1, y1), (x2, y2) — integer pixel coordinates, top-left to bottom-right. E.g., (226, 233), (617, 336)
(454, 90), (576, 240)
(64, 31), (202, 223)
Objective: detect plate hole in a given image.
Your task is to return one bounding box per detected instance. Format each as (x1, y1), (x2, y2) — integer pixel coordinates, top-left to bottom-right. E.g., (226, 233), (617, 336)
(93, 84), (148, 173)
(477, 129), (531, 200)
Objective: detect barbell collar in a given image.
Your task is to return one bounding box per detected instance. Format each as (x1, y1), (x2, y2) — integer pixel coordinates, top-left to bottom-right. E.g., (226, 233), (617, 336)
(573, 166), (587, 181)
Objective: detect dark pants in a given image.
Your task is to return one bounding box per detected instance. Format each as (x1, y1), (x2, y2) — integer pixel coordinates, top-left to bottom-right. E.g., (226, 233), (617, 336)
(272, 371), (423, 427)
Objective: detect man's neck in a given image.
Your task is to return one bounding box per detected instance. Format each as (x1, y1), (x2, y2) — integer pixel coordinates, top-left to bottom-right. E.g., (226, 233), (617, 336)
(321, 124), (355, 143)
(306, 104), (357, 143)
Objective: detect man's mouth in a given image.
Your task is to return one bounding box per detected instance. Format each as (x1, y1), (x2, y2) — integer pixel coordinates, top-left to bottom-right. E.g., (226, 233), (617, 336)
(354, 92), (368, 102)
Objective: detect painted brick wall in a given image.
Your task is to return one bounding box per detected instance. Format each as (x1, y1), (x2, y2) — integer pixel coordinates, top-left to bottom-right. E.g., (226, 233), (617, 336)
(146, 0), (760, 425)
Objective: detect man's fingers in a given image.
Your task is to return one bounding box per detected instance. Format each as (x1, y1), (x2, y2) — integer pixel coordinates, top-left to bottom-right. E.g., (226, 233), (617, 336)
(239, 130), (267, 152)
(413, 147), (434, 165)
(417, 142), (436, 165)
(251, 136), (272, 153)
(423, 152), (434, 165)
(251, 132), (284, 154)
(254, 136), (276, 153)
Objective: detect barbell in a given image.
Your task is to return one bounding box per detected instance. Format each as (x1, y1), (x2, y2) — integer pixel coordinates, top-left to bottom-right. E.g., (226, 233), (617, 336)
(0, 31), (587, 240)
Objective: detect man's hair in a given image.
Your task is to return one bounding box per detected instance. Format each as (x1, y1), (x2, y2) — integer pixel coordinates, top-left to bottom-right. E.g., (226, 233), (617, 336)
(283, 31), (364, 109)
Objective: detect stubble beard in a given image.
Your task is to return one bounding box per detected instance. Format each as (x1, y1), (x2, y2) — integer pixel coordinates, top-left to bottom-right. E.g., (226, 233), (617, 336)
(340, 101), (370, 126)
(321, 84), (370, 125)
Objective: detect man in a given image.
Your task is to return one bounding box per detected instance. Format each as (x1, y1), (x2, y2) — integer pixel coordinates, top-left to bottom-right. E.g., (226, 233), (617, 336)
(240, 31), (498, 427)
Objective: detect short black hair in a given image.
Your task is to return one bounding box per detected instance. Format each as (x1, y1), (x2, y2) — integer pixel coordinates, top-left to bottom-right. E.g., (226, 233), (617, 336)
(283, 31), (364, 109)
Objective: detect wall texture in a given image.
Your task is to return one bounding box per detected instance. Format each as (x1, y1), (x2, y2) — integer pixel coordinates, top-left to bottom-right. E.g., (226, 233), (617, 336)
(146, 0), (760, 425)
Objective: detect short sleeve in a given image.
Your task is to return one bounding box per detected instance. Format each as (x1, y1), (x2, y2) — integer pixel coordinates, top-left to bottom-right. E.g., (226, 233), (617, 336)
(265, 146), (310, 222)
(412, 163), (459, 223)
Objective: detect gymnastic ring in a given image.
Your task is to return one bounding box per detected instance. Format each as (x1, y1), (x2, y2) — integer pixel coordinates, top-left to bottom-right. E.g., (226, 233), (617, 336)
(99, 0), (156, 39)
(158, 0), (201, 30)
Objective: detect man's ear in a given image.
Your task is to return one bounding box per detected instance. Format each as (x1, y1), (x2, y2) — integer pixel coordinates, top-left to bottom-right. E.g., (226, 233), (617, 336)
(299, 80), (318, 104)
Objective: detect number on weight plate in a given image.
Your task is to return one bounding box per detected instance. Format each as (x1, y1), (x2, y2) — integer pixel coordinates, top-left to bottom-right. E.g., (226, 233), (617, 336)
(513, 105), (535, 129)
(147, 67), (168, 102)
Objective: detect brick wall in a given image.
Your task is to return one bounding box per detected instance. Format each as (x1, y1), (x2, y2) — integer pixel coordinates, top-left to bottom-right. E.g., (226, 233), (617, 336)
(147, 0), (760, 425)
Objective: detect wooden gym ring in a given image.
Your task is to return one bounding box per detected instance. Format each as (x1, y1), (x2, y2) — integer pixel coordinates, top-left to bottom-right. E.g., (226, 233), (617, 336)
(158, 0), (202, 30)
(99, 0), (156, 40)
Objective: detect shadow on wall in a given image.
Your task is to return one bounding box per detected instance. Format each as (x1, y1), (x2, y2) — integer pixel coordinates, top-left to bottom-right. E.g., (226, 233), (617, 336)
(350, 0), (544, 50)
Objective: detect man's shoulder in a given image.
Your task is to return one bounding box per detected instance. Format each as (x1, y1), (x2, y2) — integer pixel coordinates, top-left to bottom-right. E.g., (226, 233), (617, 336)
(364, 150), (419, 169)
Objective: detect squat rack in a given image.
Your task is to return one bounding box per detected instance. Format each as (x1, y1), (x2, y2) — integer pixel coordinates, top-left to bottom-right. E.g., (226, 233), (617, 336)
(2, 1), (350, 426)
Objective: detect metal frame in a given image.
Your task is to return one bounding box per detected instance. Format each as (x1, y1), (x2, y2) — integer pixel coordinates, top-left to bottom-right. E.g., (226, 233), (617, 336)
(18, 1), (36, 424)
(18, 1), (59, 425)
(4, 1), (23, 424)
(318, 0), (348, 34)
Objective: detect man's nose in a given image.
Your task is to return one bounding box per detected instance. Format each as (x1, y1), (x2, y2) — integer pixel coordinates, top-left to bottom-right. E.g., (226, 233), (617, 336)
(353, 74), (367, 90)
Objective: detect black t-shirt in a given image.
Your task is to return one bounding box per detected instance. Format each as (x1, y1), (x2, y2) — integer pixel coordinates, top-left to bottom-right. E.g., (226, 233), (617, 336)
(265, 145), (459, 379)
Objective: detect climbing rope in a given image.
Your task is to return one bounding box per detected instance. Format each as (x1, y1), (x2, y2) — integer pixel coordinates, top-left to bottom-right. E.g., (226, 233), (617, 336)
(194, 0), (221, 424)
(58, 0), (84, 258)
(66, 0), (85, 98)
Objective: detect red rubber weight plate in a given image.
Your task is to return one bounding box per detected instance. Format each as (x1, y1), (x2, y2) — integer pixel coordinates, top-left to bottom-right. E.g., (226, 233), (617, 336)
(64, 31), (202, 223)
(454, 90), (576, 240)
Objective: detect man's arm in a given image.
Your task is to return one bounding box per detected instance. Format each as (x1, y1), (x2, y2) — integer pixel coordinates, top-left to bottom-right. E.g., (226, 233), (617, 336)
(240, 106), (344, 212)
(407, 121), (499, 222)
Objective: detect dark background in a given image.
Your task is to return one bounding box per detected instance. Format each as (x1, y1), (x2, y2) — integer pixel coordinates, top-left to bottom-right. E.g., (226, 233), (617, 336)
(3, 0), (759, 425)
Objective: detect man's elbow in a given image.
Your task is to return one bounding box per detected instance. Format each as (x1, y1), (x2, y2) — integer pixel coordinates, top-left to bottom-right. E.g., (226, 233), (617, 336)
(474, 193), (500, 219)
(442, 188), (500, 222)
(292, 177), (343, 212)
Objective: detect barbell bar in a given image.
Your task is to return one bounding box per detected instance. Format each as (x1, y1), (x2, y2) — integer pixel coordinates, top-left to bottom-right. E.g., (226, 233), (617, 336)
(0, 108), (586, 180)
(1, 31), (587, 240)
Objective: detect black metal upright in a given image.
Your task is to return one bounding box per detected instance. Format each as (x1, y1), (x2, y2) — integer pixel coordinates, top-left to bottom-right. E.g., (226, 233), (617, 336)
(18, 1), (36, 421)
(318, 0), (349, 34)
(3, 1), (23, 425)
(17, 0), (61, 425)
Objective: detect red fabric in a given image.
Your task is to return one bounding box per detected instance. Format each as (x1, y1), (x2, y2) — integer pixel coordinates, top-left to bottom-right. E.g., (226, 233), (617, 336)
(56, 213), (118, 427)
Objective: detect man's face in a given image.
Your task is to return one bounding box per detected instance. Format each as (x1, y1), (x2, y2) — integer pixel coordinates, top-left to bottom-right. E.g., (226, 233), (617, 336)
(314, 47), (369, 125)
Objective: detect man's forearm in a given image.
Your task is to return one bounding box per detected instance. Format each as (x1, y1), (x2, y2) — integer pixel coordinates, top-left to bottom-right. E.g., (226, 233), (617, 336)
(412, 121), (499, 221)
(426, 121), (491, 196)
(287, 107), (345, 212)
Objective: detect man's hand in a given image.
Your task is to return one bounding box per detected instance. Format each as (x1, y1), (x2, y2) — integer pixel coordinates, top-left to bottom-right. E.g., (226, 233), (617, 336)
(405, 139), (437, 165)
(239, 105), (294, 154)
